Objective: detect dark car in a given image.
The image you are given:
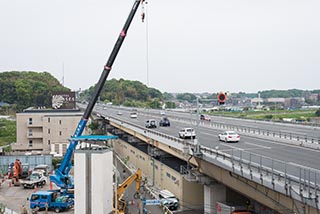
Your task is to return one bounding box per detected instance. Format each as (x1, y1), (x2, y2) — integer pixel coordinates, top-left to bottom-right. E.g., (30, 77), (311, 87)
(159, 117), (170, 127)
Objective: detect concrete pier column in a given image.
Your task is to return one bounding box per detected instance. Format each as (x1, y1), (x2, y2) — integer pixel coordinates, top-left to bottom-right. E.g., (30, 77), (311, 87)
(204, 183), (226, 214)
(74, 149), (113, 214)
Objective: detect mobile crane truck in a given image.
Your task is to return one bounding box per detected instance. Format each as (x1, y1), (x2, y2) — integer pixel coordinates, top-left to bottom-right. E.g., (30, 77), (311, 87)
(42, 0), (145, 207)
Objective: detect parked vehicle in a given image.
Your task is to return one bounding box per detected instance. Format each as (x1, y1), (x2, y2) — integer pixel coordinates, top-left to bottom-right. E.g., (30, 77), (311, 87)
(159, 117), (170, 127)
(29, 190), (74, 213)
(33, 164), (50, 177)
(21, 170), (47, 189)
(178, 128), (196, 139)
(200, 114), (211, 121)
(21, 163), (30, 179)
(145, 119), (157, 128)
(159, 189), (179, 211)
(218, 131), (240, 143)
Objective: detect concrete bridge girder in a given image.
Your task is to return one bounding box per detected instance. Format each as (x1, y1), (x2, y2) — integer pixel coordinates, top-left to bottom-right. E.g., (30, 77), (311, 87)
(194, 157), (319, 214)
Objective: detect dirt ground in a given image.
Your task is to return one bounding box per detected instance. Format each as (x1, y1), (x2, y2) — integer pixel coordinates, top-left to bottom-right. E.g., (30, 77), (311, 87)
(0, 178), (74, 214)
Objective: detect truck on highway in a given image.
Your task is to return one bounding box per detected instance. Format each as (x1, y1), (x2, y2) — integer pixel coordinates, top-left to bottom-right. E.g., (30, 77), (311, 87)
(29, 190), (74, 213)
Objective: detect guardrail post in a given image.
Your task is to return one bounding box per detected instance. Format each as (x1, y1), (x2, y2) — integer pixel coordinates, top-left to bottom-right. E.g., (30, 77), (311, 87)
(249, 153), (252, 179)
(240, 150), (243, 176)
(259, 156), (263, 184)
(231, 149), (235, 172)
(284, 163), (288, 195)
(271, 159), (275, 189)
(299, 168), (303, 195)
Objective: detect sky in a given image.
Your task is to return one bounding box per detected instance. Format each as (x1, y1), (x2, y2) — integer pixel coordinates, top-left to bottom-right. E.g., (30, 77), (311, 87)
(0, 0), (319, 94)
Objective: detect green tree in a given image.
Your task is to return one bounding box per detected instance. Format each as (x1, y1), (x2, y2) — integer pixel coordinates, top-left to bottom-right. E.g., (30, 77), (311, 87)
(315, 109), (320, 117)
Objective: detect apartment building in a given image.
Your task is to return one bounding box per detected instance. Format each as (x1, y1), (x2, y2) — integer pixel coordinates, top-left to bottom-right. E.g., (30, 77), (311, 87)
(13, 109), (87, 156)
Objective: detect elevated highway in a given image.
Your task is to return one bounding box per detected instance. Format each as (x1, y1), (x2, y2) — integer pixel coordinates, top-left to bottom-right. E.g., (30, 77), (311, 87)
(80, 104), (320, 213)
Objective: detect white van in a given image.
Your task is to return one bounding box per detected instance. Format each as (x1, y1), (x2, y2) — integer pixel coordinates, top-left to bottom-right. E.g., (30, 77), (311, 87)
(159, 189), (179, 211)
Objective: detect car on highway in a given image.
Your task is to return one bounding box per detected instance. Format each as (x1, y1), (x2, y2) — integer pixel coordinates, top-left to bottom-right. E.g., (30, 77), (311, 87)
(178, 128), (196, 139)
(145, 119), (157, 128)
(218, 131), (240, 143)
(117, 111), (122, 115)
(130, 112), (137, 119)
(200, 114), (211, 121)
(159, 117), (170, 127)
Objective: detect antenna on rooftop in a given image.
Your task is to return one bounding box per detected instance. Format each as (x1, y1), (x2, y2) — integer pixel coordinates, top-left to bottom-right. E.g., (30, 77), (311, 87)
(61, 62), (65, 87)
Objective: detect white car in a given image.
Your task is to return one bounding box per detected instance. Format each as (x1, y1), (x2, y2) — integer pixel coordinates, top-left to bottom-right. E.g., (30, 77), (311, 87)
(179, 128), (196, 139)
(218, 131), (240, 143)
(117, 111), (122, 115)
(130, 112), (137, 119)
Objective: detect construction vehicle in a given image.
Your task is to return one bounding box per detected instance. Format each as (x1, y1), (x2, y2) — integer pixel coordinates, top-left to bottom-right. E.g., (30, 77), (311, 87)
(114, 168), (142, 214)
(12, 159), (22, 186)
(49, 0), (146, 193)
(21, 170), (47, 189)
(28, 190), (74, 213)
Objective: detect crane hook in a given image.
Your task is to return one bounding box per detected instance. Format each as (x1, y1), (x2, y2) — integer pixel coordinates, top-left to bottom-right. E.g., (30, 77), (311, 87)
(141, 0), (147, 23)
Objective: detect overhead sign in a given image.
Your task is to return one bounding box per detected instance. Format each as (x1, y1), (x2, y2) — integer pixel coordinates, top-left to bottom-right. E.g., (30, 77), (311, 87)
(145, 199), (161, 205)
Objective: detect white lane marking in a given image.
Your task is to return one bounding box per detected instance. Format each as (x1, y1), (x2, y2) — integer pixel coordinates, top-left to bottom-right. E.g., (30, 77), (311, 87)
(244, 142), (271, 149)
(199, 131), (217, 137)
(221, 143), (244, 151)
(288, 162), (320, 173)
(280, 130), (306, 135)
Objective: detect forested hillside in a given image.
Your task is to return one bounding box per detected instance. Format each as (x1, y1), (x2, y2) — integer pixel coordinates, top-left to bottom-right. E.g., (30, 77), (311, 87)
(0, 71), (70, 111)
(81, 78), (165, 108)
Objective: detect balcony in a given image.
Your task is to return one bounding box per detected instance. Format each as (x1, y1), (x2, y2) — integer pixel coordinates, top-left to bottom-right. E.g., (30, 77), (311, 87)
(26, 121), (42, 127)
(27, 132), (43, 139)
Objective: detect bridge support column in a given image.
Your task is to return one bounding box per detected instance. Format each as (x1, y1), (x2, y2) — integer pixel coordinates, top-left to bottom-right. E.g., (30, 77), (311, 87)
(204, 184), (226, 214)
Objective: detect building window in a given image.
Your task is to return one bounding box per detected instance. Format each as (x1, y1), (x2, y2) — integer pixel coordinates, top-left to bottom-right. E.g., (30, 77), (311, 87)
(28, 140), (33, 147)
(48, 118), (50, 123)
(48, 140), (51, 145)
(48, 129), (50, 134)
(28, 118), (32, 125)
(28, 129), (32, 136)
(166, 172), (171, 178)
(59, 120), (61, 125)
(59, 131), (62, 136)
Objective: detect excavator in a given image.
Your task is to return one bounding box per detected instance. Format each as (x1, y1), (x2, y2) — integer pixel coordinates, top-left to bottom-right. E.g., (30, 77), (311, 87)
(114, 168), (142, 214)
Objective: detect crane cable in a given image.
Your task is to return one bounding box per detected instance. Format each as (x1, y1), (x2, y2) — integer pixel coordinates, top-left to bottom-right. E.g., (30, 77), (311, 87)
(141, 1), (150, 86)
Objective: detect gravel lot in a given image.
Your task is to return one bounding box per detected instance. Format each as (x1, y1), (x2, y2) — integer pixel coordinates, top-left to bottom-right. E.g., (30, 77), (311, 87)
(0, 178), (74, 214)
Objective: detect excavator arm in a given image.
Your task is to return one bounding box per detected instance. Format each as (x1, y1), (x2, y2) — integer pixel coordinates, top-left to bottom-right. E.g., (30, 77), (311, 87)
(115, 169), (142, 213)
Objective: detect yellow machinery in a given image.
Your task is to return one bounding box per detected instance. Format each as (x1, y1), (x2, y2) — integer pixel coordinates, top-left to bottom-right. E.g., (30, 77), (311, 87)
(114, 168), (142, 214)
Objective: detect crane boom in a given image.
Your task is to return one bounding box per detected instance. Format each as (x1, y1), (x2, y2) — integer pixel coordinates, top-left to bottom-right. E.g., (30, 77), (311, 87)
(50, 0), (145, 189)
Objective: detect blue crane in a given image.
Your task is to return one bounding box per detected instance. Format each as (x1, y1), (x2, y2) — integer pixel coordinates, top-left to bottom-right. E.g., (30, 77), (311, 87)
(50, 0), (145, 189)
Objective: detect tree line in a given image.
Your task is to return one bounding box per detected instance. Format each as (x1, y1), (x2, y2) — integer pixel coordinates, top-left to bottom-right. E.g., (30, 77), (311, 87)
(0, 71), (69, 112)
